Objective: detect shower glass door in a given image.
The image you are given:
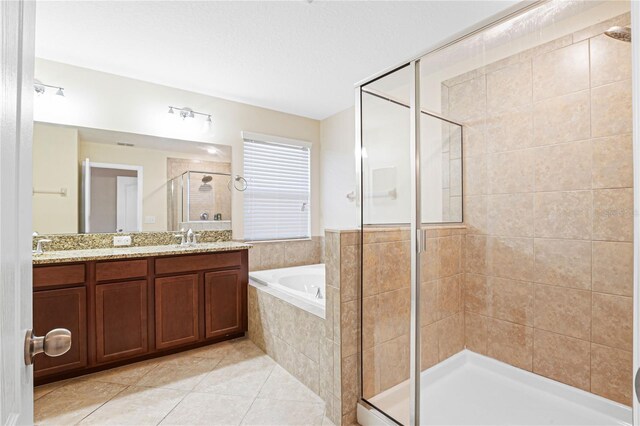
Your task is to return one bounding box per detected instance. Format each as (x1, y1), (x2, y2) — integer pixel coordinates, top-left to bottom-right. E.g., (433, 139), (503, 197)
(359, 63), (415, 424)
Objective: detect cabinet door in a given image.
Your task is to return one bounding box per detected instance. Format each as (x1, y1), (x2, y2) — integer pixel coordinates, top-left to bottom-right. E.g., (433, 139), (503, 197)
(95, 280), (148, 363)
(33, 287), (87, 378)
(204, 270), (245, 339)
(155, 274), (199, 349)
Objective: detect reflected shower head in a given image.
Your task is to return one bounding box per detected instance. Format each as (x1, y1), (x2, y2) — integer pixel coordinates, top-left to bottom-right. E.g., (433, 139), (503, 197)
(605, 26), (631, 42)
(201, 175), (213, 183)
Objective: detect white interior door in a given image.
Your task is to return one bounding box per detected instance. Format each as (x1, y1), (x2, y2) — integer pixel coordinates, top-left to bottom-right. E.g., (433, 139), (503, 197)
(116, 176), (139, 232)
(0, 0), (36, 424)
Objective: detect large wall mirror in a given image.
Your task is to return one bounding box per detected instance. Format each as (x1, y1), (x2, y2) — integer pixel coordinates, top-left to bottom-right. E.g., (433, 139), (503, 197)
(33, 122), (232, 234)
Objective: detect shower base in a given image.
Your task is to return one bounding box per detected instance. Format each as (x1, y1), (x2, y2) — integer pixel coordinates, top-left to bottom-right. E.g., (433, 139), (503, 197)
(359, 350), (631, 425)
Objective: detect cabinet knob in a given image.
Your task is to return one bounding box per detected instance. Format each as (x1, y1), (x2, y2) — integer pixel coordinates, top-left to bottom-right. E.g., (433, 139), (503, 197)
(24, 328), (72, 365)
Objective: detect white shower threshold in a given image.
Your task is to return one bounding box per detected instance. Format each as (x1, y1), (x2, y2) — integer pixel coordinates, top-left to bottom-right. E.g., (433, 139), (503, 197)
(358, 349), (632, 426)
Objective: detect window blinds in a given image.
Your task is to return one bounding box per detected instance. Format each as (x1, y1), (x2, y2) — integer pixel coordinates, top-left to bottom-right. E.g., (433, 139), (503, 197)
(243, 138), (310, 241)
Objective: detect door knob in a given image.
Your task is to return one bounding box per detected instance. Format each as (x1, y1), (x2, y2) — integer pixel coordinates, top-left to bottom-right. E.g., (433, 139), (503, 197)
(24, 328), (72, 365)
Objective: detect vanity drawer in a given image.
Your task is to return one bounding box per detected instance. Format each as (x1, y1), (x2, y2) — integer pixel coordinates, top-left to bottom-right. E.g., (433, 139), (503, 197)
(155, 251), (242, 275)
(33, 264), (86, 289)
(96, 259), (148, 282)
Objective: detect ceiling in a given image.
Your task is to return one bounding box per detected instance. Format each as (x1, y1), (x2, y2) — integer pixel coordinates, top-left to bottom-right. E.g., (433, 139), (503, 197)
(35, 1), (519, 120)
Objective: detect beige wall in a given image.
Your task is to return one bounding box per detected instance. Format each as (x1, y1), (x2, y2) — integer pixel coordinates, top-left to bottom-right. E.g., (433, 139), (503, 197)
(454, 14), (633, 405)
(79, 141), (229, 232)
(34, 59), (322, 238)
(32, 123), (78, 234)
(320, 107), (358, 230)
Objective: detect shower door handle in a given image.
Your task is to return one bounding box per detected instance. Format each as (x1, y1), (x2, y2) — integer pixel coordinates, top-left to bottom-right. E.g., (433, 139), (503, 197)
(635, 368), (640, 403)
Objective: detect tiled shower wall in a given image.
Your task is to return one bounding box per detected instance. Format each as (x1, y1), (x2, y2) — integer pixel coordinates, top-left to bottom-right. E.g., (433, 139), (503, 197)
(362, 227), (465, 398)
(444, 13), (633, 405)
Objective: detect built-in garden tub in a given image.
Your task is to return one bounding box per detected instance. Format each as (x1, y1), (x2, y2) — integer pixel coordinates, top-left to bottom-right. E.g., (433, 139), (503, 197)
(247, 263), (326, 398)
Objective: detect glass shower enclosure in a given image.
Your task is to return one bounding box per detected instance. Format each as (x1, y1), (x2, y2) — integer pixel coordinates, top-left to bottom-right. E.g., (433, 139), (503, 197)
(357, 1), (635, 425)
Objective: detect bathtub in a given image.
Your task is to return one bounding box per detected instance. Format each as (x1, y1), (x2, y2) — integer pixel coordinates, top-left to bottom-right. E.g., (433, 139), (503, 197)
(249, 264), (325, 319)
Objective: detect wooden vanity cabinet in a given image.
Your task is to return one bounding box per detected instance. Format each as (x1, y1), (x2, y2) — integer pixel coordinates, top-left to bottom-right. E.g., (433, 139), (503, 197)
(95, 280), (148, 363)
(33, 249), (248, 385)
(33, 286), (87, 378)
(154, 274), (200, 350)
(204, 269), (245, 339)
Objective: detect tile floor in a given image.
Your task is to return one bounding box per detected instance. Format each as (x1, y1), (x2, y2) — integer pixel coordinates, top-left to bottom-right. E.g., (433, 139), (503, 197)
(35, 337), (334, 426)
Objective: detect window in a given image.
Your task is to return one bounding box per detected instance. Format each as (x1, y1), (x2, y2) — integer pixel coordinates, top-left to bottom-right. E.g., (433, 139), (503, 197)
(242, 132), (311, 241)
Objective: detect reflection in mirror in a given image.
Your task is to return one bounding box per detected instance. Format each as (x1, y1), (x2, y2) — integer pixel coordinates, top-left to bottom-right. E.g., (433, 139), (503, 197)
(32, 122), (232, 234)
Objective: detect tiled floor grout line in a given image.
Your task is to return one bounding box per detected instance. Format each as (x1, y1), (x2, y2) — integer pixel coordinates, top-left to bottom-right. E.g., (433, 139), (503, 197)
(238, 360), (277, 425)
(154, 353), (229, 425)
(73, 383), (132, 425)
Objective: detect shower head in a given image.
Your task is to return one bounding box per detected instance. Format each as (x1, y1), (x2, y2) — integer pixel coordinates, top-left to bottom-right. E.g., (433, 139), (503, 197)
(605, 26), (631, 42)
(201, 175), (213, 184)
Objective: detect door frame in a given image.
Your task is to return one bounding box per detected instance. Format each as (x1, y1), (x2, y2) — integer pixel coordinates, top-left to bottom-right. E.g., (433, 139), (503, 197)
(82, 160), (143, 232)
(0, 0), (36, 424)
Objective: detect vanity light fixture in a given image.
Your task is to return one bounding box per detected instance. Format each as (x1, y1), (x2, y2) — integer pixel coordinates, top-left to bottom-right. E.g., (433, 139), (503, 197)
(34, 79), (65, 97)
(168, 105), (212, 123)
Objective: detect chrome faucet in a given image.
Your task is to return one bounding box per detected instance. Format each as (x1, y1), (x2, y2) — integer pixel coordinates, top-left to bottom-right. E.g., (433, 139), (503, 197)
(33, 239), (52, 255)
(174, 231), (188, 246)
(175, 229), (200, 246)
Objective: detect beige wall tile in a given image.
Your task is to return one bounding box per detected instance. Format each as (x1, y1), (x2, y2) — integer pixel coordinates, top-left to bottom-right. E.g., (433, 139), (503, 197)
(534, 191), (592, 240)
(421, 280), (439, 326)
(592, 134), (633, 189)
(593, 188), (634, 242)
(486, 105), (533, 153)
(362, 296), (377, 349)
(378, 241), (410, 292)
(533, 239), (591, 290)
(465, 235), (487, 275)
(461, 121), (486, 159)
(437, 275), (462, 319)
(533, 329), (590, 391)
(378, 334), (410, 391)
(592, 293), (633, 351)
(448, 76), (486, 122)
(340, 244), (358, 303)
(487, 319), (533, 371)
(421, 323), (439, 371)
(592, 241), (633, 297)
(591, 343), (632, 406)
(532, 41), (589, 101)
(362, 243), (380, 297)
(533, 90), (590, 146)
(487, 193), (534, 238)
(340, 300), (358, 359)
(487, 150), (534, 194)
(464, 273), (490, 316)
(421, 237), (441, 282)
(533, 284), (591, 340)
(361, 348), (378, 399)
(487, 236), (534, 282)
(591, 80), (632, 138)
(438, 313), (464, 361)
(590, 34), (632, 88)
(464, 154), (487, 196)
(487, 61), (532, 114)
(439, 235), (462, 278)
(377, 288), (410, 343)
(534, 140), (592, 191)
(464, 195), (487, 235)
(518, 35), (573, 62)
(490, 277), (533, 326)
(464, 312), (488, 355)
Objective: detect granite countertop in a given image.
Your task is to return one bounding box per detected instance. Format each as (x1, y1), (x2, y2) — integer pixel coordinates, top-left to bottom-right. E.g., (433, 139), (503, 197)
(32, 241), (252, 265)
